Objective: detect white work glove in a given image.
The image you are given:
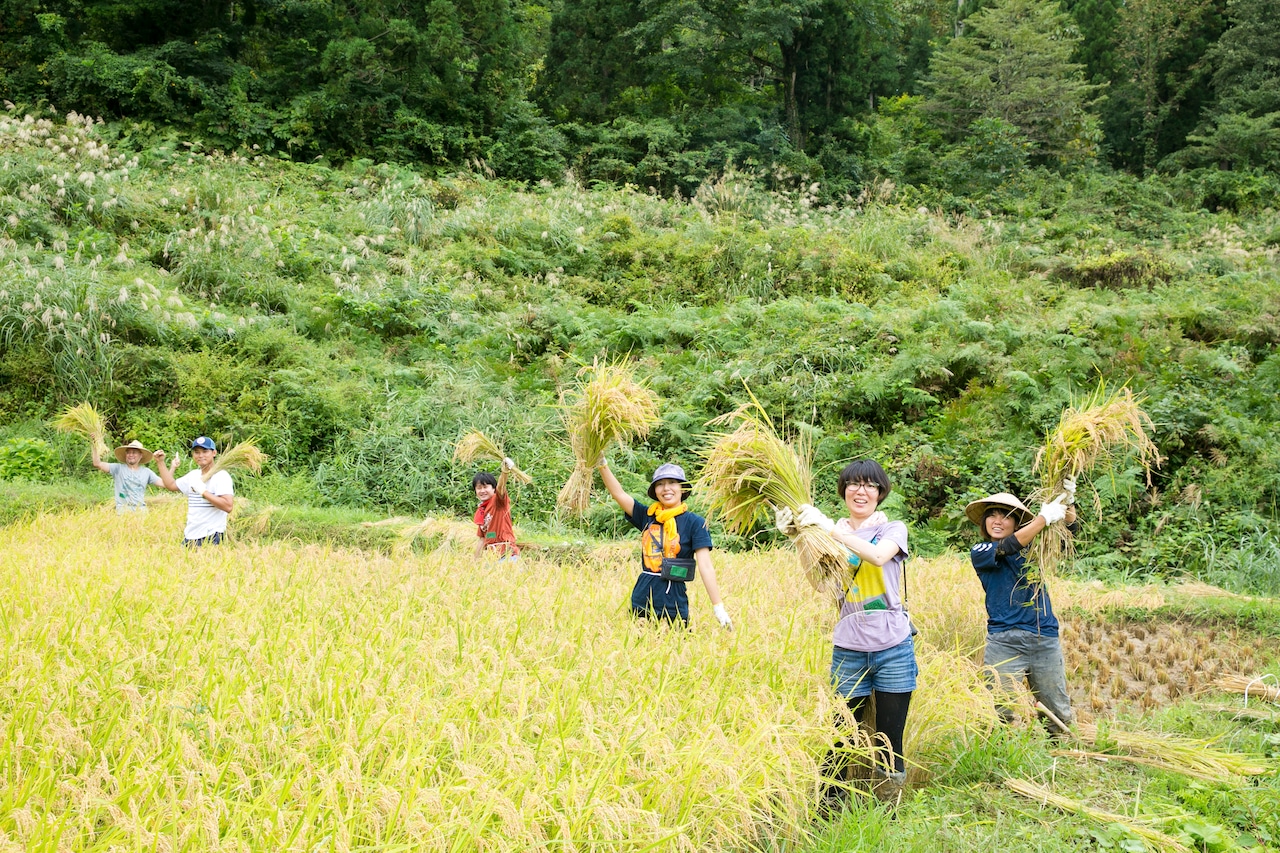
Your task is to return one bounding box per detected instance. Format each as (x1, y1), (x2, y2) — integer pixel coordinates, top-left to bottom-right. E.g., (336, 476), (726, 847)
(1061, 476), (1077, 506)
(797, 503), (836, 534)
(866, 510), (889, 527)
(501, 456), (515, 471)
(1037, 495), (1068, 525)
(713, 603), (733, 631)
(774, 506), (799, 537)
(596, 455), (608, 469)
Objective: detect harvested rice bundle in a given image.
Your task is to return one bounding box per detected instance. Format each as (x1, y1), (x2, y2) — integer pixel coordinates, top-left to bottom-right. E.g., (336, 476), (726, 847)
(1075, 721), (1270, 782)
(201, 441), (267, 483)
(52, 402), (110, 458)
(1005, 778), (1193, 853)
(1029, 384), (1162, 579)
(556, 361), (660, 514)
(1215, 674), (1280, 704)
(695, 403), (847, 598)
(453, 430), (533, 484)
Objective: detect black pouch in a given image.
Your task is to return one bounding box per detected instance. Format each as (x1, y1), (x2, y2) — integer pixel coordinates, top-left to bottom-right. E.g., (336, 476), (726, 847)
(660, 557), (696, 583)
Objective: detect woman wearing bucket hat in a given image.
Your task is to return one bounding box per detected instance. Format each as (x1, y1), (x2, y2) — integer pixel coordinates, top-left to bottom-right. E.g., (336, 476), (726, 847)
(966, 482), (1076, 734)
(596, 458), (731, 629)
(90, 439), (166, 512)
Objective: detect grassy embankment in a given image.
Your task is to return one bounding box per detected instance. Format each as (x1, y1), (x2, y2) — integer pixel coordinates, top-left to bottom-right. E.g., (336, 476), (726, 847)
(2, 111), (1279, 591)
(1, 504), (1276, 852)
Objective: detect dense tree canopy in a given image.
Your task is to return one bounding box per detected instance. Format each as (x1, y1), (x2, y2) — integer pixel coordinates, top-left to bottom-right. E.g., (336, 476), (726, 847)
(922, 0), (1099, 164)
(0, 0), (1274, 186)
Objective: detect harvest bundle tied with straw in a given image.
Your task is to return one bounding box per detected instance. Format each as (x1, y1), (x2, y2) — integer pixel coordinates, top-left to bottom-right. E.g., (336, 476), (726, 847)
(1029, 384), (1162, 579)
(201, 441), (268, 483)
(1068, 721), (1271, 782)
(556, 360), (660, 514)
(695, 401), (848, 599)
(1215, 674), (1280, 704)
(52, 402), (110, 458)
(453, 430), (533, 484)
(1005, 778), (1193, 853)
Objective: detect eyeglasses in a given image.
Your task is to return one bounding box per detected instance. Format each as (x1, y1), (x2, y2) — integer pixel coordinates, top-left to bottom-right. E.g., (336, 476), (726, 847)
(845, 482), (880, 493)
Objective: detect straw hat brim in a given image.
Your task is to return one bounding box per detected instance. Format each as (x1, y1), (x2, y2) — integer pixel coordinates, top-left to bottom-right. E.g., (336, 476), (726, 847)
(965, 492), (1032, 527)
(114, 442), (154, 464)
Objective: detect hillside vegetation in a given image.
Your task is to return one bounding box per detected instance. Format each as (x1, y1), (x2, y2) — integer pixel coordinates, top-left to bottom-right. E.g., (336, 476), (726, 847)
(1, 110), (1278, 594)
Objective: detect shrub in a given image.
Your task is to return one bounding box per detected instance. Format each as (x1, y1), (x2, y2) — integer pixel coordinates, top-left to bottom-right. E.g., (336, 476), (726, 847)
(1053, 251), (1176, 290)
(0, 437), (60, 481)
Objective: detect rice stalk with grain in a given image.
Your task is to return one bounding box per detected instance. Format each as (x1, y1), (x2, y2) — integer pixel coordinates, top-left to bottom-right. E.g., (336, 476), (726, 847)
(201, 441), (268, 483)
(556, 361), (660, 514)
(52, 402), (110, 458)
(1005, 778), (1193, 853)
(695, 402), (848, 599)
(1029, 384), (1162, 579)
(453, 430), (533, 484)
(1214, 674), (1280, 704)
(1075, 721), (1270, 782)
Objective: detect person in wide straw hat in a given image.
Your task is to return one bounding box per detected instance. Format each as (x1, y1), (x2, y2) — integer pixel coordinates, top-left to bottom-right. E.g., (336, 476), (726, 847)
(90, 439), (168, 512)
(596, 458), (731, 629)
(966, 483), (1077, 734)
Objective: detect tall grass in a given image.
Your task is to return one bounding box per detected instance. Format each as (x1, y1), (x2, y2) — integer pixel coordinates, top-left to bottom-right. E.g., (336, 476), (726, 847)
(0, 506), (1005, 851)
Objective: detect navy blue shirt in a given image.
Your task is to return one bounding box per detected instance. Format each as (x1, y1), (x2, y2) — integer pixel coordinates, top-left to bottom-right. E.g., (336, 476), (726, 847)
(971, 534), (1059, 637)
(626, 497), (713, 573)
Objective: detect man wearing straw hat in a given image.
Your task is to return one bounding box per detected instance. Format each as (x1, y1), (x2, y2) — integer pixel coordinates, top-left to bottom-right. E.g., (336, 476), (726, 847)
(90, 439), (166, 512)
(156, 436), (235, 546)
(966, 482), (1076, 734)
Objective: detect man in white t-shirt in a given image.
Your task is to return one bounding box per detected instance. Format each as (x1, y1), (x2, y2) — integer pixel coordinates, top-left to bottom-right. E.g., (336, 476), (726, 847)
(156, 436), (234, 546)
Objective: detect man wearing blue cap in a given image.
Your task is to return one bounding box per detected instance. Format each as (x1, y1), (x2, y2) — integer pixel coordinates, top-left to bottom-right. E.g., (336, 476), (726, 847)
(156, 436), (235, 546)
(596, 458), (732, 629)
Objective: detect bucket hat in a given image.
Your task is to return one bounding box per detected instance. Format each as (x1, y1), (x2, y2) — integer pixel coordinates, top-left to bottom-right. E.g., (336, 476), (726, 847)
(647, 463), (692, 500)
(964, 492), (1032, 527)
(113, 440), (154, 464)
(189, 436), (217, 451)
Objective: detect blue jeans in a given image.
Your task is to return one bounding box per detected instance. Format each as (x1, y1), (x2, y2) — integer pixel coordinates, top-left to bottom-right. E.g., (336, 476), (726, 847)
(184, 532), (224, 547)
(984, 629), (1072, 725)
(830, 636), (918, 699)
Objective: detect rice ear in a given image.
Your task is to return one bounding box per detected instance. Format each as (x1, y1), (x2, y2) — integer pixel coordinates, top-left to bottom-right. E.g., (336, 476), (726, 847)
(557, 359), (661, 514)
(201, 441), (268, 483)
(696, 395), (850, 595)
(1027, 384), (1162, 581)
(454, 430), (533, 484)
(52, 402), (110, 458)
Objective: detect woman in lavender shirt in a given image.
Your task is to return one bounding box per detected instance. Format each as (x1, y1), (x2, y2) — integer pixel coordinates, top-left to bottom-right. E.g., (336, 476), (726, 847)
(779, 459), (913, 804)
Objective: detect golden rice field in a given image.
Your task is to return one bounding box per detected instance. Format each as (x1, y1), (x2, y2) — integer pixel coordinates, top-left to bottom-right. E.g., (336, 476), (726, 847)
(2, 500), (1095, 853)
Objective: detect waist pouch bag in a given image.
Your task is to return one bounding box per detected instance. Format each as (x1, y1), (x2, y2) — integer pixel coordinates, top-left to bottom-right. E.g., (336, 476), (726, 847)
(660, 557), (696, 583)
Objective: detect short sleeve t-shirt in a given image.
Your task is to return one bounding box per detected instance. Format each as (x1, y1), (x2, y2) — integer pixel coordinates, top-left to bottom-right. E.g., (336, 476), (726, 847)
(175, 469), (234, 540)
(625, 497), (713, 573)
(474, 489), (519, 555)
(108, 462), (162, 511)
(831, 519), (911, 653)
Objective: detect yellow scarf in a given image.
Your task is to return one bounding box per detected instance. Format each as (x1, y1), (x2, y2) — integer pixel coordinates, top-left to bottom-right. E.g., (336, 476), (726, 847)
(642, 502), (687, 571)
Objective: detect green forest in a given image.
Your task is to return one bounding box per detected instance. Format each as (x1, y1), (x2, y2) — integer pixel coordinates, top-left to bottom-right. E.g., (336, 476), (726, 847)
(1, 0), (1278, 594)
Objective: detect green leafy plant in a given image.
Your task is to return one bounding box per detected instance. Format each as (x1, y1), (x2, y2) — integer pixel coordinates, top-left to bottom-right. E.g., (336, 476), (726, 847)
(0, 437), (60, 481)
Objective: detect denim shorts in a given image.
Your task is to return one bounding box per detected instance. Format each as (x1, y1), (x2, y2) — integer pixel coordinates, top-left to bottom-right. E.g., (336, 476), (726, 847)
(830, 636), (918, 698)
